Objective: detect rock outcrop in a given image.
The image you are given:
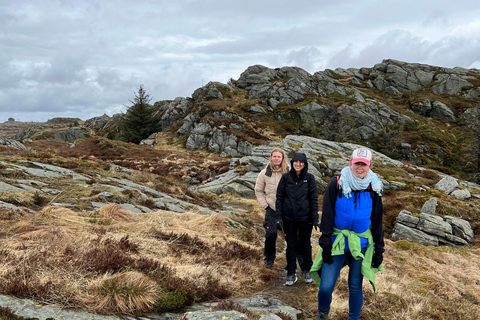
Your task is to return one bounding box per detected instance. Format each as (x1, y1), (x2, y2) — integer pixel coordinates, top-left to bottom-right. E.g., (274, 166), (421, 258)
(54, 126), (88, 142)
(197, 135), (405, 196)
(0, 160), (216, 215)
(0, 137), (29, 151)
(392, 196), (474, 246)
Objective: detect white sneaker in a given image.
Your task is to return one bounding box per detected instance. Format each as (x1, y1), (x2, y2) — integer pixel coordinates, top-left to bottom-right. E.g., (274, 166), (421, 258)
(285, 274), (297, 286)
(303, 271), (313, 284)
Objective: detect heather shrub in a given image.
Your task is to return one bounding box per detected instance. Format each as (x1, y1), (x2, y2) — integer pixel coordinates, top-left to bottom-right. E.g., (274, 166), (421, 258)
(153, 288), (193, 312)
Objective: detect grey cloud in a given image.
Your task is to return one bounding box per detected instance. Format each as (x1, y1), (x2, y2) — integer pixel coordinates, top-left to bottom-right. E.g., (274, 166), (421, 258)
(287, 47), (321, 72)
(2, 0), (480, 122)
(327, 29), (480, 69)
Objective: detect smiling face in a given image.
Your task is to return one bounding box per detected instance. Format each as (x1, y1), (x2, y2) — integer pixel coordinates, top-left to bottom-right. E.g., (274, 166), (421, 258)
(270, 151), (284, 169)
(293, 160), (305, 175)
(349, 161), (371, 179)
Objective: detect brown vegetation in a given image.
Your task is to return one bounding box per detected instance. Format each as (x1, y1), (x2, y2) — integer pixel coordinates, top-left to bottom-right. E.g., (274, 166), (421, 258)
(0, 204), (270, 315)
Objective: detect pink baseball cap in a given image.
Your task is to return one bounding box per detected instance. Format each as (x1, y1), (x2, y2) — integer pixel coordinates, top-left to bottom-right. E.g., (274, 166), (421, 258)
(351, 148), (372, 166)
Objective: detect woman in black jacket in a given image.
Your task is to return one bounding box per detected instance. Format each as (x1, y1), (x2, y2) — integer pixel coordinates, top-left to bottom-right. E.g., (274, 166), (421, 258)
(275, 152), (319, 286)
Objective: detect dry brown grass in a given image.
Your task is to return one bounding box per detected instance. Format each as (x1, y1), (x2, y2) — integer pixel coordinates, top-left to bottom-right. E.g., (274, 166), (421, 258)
(98, 204), (131, 221)
(1, 190), (480, 319)
(0, 204), (270, 315)
(85, 271), (159, 314)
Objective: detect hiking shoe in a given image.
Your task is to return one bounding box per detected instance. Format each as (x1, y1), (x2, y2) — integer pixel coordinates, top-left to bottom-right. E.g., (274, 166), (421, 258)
(303, 271), (313, 284)
(315, 311), (329, 320)
(265, 260), (274, 269)
(284, 274), (297, 286)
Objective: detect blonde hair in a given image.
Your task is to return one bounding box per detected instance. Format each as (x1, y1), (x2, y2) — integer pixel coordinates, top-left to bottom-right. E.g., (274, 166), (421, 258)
(270, 148), (289, 174)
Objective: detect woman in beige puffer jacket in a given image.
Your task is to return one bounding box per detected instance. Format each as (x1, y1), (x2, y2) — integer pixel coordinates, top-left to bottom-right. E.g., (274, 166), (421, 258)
(254, 148), (289, 269)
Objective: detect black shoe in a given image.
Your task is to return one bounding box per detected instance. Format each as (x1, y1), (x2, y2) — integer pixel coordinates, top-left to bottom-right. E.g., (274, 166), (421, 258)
(265, 260), (274, 269)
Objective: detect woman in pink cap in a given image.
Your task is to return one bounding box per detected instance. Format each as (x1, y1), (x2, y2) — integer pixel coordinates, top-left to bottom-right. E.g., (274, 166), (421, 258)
(311, 148), (384, 320)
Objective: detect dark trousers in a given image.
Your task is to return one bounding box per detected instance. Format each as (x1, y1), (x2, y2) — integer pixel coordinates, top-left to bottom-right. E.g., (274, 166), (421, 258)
(263, 207), (279, 262)
(283, 219), (313, 275)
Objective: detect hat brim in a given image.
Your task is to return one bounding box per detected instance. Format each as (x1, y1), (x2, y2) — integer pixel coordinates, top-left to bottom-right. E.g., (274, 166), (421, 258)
(352, 158), (371, 166)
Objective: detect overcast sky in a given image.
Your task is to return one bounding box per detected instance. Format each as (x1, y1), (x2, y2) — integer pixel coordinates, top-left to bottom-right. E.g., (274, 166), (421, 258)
(1, 0), (480, 123)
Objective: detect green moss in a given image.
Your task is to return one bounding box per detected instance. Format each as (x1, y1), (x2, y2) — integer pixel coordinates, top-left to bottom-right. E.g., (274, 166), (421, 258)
(153, 288), (193, 312)
(325, 69), (349, 80)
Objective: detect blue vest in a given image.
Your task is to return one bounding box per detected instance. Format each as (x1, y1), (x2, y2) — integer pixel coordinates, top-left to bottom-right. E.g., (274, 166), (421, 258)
(332, 190), (373, 251)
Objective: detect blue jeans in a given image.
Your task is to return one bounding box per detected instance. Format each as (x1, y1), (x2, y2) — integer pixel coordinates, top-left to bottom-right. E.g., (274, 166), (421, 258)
(317, 248), (366, 320)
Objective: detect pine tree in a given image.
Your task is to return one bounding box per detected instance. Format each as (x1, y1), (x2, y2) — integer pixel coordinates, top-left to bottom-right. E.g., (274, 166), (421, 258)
(118, 85), (160, 144)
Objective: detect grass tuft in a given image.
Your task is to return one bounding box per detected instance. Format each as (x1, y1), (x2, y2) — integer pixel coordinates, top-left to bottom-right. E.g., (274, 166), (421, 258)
(86, 271), (159, 315)
(98, 204), (131, 221)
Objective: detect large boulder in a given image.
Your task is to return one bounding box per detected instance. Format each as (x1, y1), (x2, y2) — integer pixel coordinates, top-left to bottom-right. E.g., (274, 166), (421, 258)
(391, 209), (473, 246)
(391, 223), (439, 246)
(0, 138), (29, 151)
(434, 176), (458, 195)
(54, 127), (87, 143)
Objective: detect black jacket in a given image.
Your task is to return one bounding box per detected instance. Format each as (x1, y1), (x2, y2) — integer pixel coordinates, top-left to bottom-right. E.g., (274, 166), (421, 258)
(319, 176), (385, 255)
(275, 153), (319, 222)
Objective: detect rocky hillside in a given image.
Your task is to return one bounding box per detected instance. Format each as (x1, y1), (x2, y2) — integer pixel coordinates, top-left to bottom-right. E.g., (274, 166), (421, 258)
(1, 59), (480, 320)
(11, 59), (477, 180)
(0, 120), (38, 138)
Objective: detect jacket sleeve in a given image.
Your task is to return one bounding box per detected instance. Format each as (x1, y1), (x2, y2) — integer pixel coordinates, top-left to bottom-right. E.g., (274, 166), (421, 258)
(370, 192), (385, 254)
(309, 174), (319, 222)
(319, 177), (337, 248)
(254, 170), (268, 209)
(275, 175), (286, 219)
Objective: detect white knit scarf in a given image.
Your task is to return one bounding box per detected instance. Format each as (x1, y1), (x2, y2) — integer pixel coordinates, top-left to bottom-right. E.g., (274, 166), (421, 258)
(338, 166), (383, 198)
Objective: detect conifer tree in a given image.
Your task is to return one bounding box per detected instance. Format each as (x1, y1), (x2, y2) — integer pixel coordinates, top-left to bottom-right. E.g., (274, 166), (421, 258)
(118, 85), (160, 144)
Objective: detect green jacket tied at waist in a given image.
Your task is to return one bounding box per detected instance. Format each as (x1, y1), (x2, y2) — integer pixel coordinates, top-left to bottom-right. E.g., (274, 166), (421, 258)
(310, 227), (383, 292)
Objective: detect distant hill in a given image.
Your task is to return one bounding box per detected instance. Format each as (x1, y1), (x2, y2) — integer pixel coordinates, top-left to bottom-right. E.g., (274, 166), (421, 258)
(0, 120), (39, 138)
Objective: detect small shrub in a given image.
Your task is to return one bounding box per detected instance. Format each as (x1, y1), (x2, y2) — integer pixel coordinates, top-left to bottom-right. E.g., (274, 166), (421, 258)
(192, 271), (232, 301)
(1, 259), (55, 299)
(212, 240), (261, 261)
(153, 288), (192, 312)
(151, 230), (210, 255)
(75, 236), (136, 272)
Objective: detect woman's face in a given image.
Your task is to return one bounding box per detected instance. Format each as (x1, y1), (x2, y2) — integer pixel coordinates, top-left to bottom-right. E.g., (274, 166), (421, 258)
(270, 151), (283, 167)
(349, 161), (371, 179)
(293, 160), (305, 174)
